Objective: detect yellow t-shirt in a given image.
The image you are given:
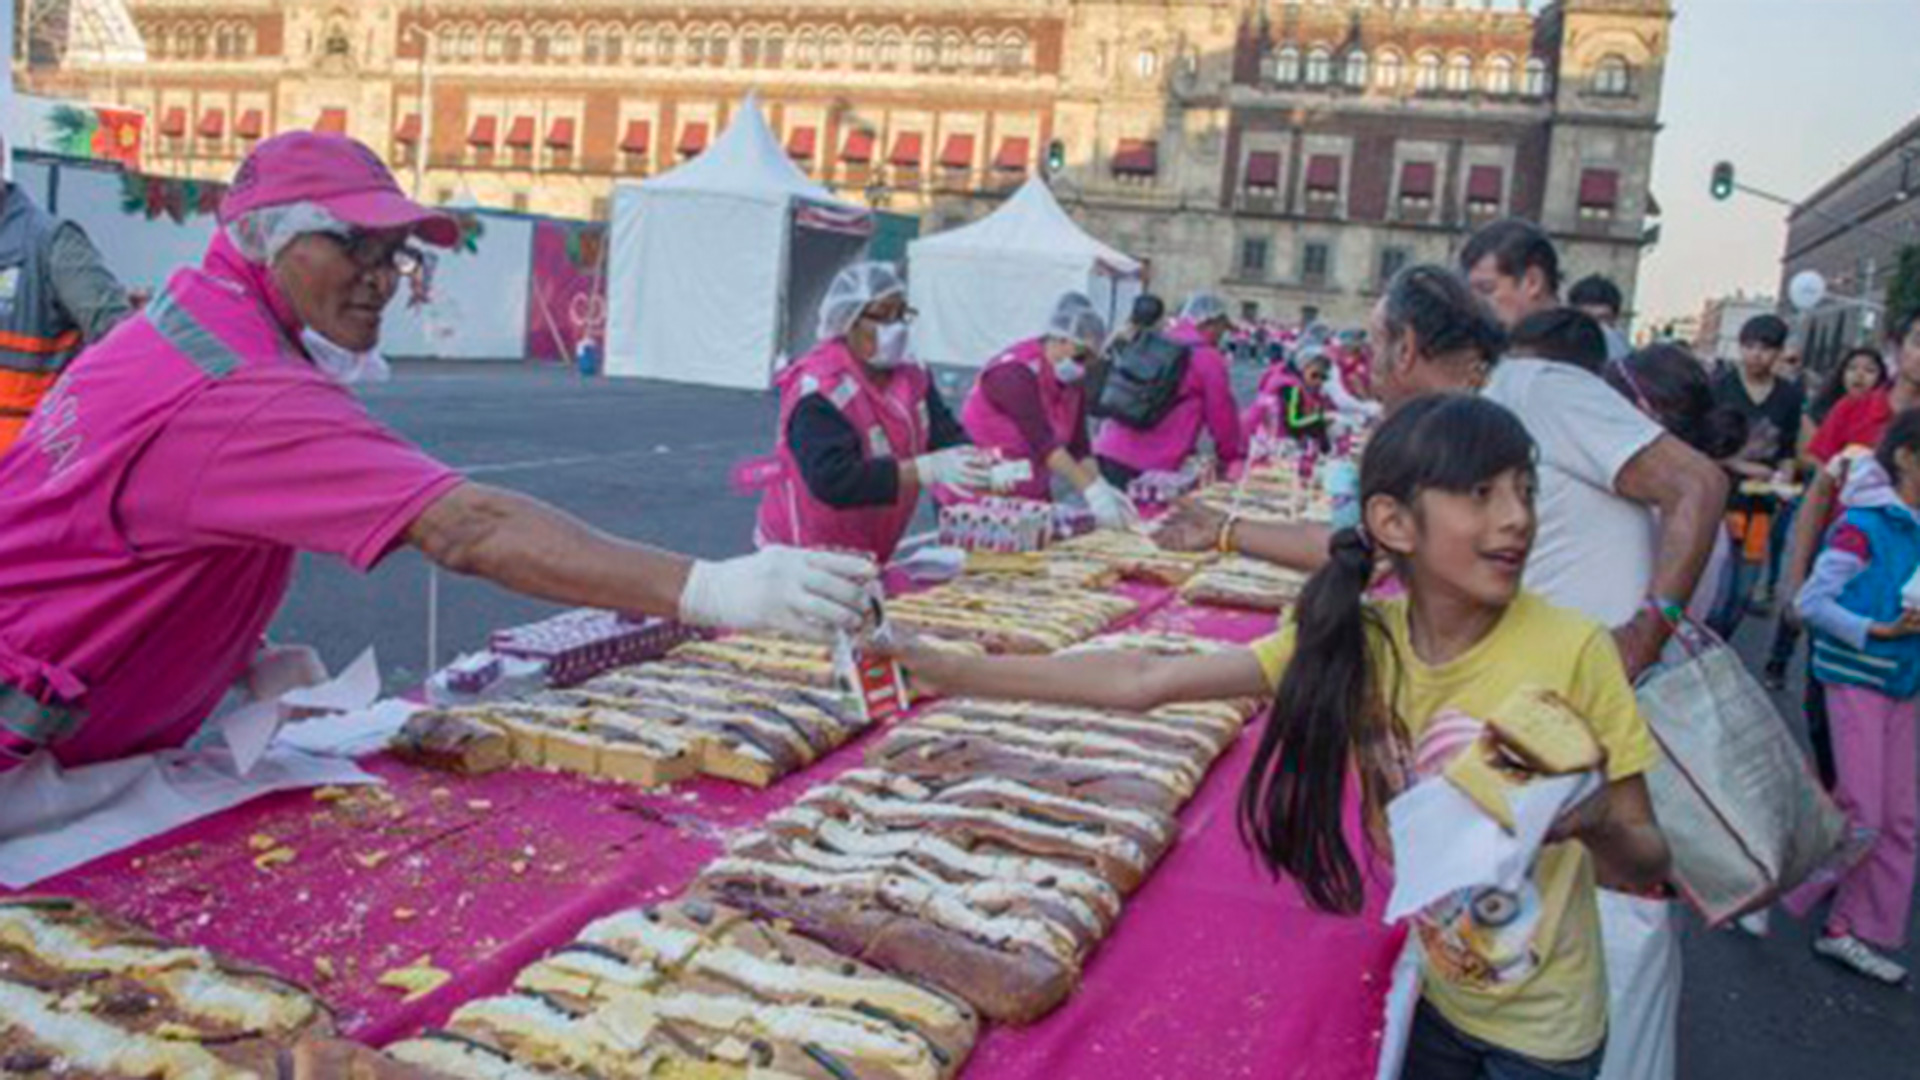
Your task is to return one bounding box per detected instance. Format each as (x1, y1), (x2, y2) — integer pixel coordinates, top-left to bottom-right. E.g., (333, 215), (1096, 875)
(1250, 590), (1656, 1063)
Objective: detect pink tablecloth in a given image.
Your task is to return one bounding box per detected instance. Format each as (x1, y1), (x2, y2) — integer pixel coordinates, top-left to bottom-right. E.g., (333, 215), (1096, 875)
(4, 592), (1404, 1078)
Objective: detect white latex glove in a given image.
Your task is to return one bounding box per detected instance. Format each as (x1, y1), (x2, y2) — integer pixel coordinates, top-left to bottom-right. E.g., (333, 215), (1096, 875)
(912, 446), (993, 492)
(245, 644), (329, 703)
(678, 546), (877, 641)
(1083, 478), (1141, 531)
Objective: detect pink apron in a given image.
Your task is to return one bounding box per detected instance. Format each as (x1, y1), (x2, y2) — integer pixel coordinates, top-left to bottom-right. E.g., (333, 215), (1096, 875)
(754, 339), (933, 563)
(956, 336), (1084, 503)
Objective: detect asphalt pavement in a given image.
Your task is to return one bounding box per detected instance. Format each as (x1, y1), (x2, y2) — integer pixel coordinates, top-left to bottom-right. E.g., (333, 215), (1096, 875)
(275, 362), (1915, 1079)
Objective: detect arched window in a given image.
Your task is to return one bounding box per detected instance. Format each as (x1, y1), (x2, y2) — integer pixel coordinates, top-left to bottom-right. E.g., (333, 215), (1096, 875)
(657, 28), (677, 64)
(972, 32), (996, 70)
(484, 25), (506, 60)
(530, 25), (551, 63)
(1305, 46), (1332, 85)
(1376, 50), (1403, 89)
(1136, 47), (1159, 79)
(999, 31), (1029, 71)
(504, 25), (525, 62)
(879, 28), (904, 68)
(707, 27), (729, 66)
(1486, 54), (1515, 96)
(1524, 57), (1550, 97)
(241, 26), (255, 56)
(582, 27), (603, 64)
(605, 31), (624, 64)
(739, 26), (761, 67)
(551, 28), (576, 63)
(912, 31), (936, 69)
(214, 26), (233, 58)
(432, 24), (456, 61)
(798, 28), (821, 66)
(850, 28), (873, 66)
(151, 27), (168, 59)
(460, 26), (481, 61)
(633, 27), (654, 65)
(1343, 50), (1368, 88)
(684, 27), (705, 65)
(823, 28), (848, 67)
(1445, 53), (1473, 93)
(1593, 54), (1632, 96)
(1273, 45), (1300, 83)
(1415, 51), (1442, 92)
(765, 27), (786, 67)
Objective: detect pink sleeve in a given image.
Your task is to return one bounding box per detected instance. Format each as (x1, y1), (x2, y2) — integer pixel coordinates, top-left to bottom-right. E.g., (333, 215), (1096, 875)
(1195, 349), (1246, 465)
(174, 382), (464, 571)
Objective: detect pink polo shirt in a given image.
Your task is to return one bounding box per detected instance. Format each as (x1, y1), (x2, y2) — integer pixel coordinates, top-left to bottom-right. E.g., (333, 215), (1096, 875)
(0, 241), (462, 768)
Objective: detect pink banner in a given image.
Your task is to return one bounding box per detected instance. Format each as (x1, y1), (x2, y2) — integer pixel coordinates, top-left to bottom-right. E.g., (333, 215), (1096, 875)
(524, 221), (608, 364)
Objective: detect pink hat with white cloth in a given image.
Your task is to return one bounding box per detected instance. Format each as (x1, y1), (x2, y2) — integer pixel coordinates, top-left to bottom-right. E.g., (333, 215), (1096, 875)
(219, 131), (460, 248)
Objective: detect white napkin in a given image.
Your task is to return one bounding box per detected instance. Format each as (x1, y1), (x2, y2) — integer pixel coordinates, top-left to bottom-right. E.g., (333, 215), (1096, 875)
(1384, 770), (1604, 923)
(0, 747), (376, 888)
(274, 699), (421, 759)
(217, 647), (382, 775)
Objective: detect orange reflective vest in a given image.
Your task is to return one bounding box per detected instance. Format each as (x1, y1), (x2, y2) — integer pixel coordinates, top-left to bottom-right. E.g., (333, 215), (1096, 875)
(0, 193), (87, 454)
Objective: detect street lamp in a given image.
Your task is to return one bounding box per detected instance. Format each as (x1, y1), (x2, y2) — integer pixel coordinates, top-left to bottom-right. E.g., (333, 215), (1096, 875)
(402, 23), (437, 200)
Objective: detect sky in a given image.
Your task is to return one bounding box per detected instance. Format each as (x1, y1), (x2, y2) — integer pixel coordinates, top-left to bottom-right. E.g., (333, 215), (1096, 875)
(1637, 0), (1920, 326)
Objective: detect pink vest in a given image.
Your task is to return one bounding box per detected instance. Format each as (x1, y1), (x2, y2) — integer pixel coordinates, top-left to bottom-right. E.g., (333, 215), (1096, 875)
(958, 337), (1084, 503)
(755, 339), (933, 563)
(0, 235), (307, 766)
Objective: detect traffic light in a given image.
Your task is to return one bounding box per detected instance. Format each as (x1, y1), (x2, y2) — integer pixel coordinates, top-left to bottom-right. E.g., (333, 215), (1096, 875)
(1046, 139), (1066, 174)
(1710, 161), (1735, 201)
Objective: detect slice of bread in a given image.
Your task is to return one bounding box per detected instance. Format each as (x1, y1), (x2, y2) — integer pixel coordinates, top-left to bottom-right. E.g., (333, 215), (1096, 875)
(1444, 739), (1524, 832)
(1485, 686), (1604, 776)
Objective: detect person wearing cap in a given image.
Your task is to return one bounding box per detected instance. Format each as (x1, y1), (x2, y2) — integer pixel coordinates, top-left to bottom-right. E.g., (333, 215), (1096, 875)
(0, 163), (135, 454)
(1246, 346), (1333, 453)
(755, 260), (986, 562)
(954, 291), (1137, 530)
(0, 133), (875, 773)
(1092, 290), (1247, 487)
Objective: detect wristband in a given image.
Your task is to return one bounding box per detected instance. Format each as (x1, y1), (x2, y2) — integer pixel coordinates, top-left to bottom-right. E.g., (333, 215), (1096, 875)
(1645, 597), (1685, 628)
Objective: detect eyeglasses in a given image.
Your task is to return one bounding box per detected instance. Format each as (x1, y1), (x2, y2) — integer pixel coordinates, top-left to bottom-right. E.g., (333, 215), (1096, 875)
(328, 231), (430, 279)
(861, 305), (918, 327)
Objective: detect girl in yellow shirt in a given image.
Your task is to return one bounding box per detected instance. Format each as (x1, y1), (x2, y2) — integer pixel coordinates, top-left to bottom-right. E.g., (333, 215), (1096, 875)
(895, 393), (1670, 1079)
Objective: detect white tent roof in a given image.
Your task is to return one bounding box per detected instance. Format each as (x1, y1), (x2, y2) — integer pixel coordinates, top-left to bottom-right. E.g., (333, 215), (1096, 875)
(909, 176), (1141, 275)
(640, 94), (851, 209)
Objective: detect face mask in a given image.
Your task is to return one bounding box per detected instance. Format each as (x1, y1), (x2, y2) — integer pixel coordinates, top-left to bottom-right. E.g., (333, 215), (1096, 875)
(300, 326), (392, 386)
(1053, 358), (1085, 384)
(868, 322), (911, 370)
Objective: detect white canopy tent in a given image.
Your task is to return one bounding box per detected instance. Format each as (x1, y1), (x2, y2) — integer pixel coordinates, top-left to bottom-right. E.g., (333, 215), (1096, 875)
(605, 95), (873, 389)
(907, 177), (1144, 368)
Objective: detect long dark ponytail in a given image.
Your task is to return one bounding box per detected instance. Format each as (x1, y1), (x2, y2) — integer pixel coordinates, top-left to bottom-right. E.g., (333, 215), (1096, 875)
(1238, 394), (1537, 914)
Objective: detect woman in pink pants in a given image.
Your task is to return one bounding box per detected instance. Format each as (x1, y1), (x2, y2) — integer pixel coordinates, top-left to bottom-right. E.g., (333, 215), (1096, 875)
(1789, 408), (1920, 985)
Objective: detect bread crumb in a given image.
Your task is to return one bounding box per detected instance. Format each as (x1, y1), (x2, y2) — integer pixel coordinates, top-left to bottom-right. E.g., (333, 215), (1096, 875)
(253, 847), (296, 871)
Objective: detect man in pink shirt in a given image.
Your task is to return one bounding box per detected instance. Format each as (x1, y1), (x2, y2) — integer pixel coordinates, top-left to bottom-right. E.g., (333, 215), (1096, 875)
(0, 133), (874, 771)
(1093, 292), (1246, 486)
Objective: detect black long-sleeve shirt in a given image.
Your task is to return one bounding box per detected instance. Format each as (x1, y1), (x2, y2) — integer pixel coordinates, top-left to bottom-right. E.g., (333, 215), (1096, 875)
(787, 380), (968, 508)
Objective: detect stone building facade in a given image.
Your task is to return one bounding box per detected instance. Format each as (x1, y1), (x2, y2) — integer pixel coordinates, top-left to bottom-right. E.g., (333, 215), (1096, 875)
(20, 0), (1671, 329)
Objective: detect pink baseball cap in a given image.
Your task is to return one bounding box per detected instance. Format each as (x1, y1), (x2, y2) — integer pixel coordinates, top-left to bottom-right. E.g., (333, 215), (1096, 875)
(219, 131), (460, 248)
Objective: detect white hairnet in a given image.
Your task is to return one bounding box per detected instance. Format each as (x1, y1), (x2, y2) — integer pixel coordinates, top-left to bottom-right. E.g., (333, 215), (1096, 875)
(1180, 292), (1230, 325)
(818, 261), (907, 341)
(1046, 293), (1107, 351)
(226, 201), (353, 266)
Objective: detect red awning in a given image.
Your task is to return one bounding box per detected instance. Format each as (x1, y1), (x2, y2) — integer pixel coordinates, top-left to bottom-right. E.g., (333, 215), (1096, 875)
(505, 116), (536, 149)
(467, 115), (498, 148)
(546, 117), (575, 150)
(1399, 161), (1436, 199)
(1468, 164), (1505, 203)
(394, 113), (421, 144)
(842, 129), (876, 164)
(1244, 151), (1281, 188)
(678, 122), (709, 156)
(314, 108), (348, 135)
(890, 132), (924, 168)
(160, 107), (186, 138)
(236, 109), (263, 140)
(939, 133), (975, 170)
(620, 120), (651, 155)
(1305, 154), (1341, 194)
(1111, 139), (1158, 176)
(1579, 168), (1619, 209)
(787, 126), (817, 159)
(994, 136), (1031, 171)
(197, 108), (224, 139)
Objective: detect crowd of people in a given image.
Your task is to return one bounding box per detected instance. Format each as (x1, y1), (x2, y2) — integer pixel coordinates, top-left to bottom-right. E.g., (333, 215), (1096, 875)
(0, 130), (1914, 1080)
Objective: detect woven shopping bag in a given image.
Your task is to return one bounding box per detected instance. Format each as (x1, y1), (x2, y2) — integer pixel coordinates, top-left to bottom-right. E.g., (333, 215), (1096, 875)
(1635, 621), (1850, 926)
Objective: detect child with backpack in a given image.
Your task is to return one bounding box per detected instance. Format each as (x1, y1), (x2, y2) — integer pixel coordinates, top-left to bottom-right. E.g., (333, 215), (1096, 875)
(897, 394), (1670, 1078)
(1785, 408), (1920, 985)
